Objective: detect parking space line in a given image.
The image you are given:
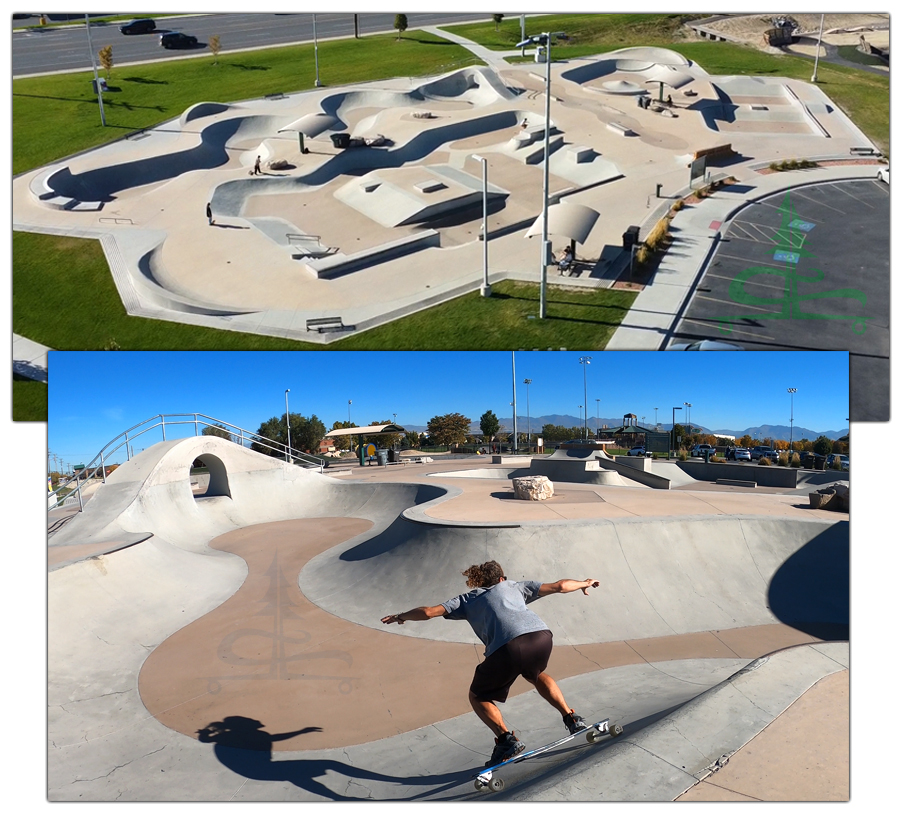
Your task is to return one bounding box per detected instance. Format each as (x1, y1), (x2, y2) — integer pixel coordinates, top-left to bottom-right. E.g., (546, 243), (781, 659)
(677, 317), (777, 342)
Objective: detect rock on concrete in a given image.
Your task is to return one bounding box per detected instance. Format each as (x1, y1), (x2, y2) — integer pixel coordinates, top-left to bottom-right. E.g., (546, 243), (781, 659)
(513, 475), (554, 500)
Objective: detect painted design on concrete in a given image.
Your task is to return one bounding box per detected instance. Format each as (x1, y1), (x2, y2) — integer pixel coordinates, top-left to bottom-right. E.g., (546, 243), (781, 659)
(714, 190), (869, 335)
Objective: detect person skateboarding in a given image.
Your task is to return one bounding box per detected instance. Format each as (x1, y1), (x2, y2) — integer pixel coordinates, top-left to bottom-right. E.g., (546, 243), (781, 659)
(381, 560), (600, 767)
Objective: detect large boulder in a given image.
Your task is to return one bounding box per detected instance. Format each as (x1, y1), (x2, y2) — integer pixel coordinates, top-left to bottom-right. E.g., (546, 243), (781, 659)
(809, 481), (849, 512)
(513, 475), (554, 501)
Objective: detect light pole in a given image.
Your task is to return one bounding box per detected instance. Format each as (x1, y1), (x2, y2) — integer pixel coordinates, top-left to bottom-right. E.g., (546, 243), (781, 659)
(285, 389), (292, 463)
(672, 407), (682, 455)
(579, 355), (591, 438)
(684, 402), (692, 437)
(313, 14), (321, 87)
(595, 398), (600, 437)
(511, 352), (518, 453)
(788, 388), (797, 454)
(348, 399), (352, 424)
(472, 154), (491, 297)
(654, 407), (658, 428)
(523, 378), (532, 451)
(811, 13), (825, 82)
(516, 30), (567, 319)
(84, 14), (106, 126)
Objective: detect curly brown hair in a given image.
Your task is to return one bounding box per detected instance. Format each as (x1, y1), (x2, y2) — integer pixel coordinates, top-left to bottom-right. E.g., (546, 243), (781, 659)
(463, 560), (505, 589)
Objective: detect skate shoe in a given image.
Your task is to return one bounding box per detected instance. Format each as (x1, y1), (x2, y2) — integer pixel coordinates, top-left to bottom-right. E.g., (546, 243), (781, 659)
(485, 731), (525, 767)
(563, 710), (587, 735)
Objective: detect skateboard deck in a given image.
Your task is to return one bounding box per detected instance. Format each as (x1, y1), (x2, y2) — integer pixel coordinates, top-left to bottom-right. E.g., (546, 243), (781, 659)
(473, 717), (624, 793)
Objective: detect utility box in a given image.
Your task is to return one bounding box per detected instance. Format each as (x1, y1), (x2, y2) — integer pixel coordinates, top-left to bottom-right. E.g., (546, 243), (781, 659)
(623, 225), (640, 250)
(91, 78), (109, 93)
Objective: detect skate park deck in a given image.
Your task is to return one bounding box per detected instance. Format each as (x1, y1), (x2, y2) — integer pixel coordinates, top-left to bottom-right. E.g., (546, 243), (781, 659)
(47, 438), (849, 801)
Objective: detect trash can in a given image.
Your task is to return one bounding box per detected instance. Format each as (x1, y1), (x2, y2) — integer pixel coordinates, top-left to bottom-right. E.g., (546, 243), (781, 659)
(623, 225), (640, 251)
(376, 449), (388, 467)
(331, 133), (350, 149)
(814, 454), (826, 470)
(802, 453), (815, 469)
(704, 450), (711, 464)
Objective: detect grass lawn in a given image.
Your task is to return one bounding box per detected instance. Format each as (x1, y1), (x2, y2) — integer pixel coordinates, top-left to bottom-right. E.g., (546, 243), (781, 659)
(12, 374), (48, 421)
(13, 232), (635, 354)
(12, 32), (477, 174)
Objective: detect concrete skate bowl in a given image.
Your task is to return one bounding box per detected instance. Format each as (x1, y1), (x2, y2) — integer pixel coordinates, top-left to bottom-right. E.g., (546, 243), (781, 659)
(37, 114), (294, 205)
(561, 46), (692, 87)
(210, 109), (524, 218)
(301, 515), (848, 645)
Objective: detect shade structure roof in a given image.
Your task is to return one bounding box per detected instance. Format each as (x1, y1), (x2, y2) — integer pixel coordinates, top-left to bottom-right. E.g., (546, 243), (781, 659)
(642, 65), (695, 89)
(326, 424), (406, 437)
(525, 202), (600, 244)
(278, 113), (341, 137)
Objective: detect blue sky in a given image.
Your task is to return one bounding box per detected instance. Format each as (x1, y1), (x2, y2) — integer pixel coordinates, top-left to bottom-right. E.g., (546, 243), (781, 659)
(47, 350), (848, 466)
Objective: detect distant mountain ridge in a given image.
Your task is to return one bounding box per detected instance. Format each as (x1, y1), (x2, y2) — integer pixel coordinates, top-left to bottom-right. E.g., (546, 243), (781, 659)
(400, 415), (848, 440)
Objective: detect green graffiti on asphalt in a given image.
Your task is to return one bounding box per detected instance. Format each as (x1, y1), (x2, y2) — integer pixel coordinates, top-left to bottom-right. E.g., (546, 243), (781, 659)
(713, 189), (869, 335)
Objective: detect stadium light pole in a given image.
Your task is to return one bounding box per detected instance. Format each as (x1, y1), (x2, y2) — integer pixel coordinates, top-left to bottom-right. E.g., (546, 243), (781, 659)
(811, 13), (825, 82)
(313, 14), (322, 87)
(84, 14), (106, 126)
(788, 388), (797, 454)
(523, 378), (532, 452)
(684, 402), (692, 436)
(348, 399), (352, 424)
(285, 389), (292, 463)
(516, 31), (567, 319)
(672, 407), (682, 455)
(511, 352), (518, 453)
(595, 398), (600, 437)
(579, 355), (591, 438)
(471, 154), (491, 296)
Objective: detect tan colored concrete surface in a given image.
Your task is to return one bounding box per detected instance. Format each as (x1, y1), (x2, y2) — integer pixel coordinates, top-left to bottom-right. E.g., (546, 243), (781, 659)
(677, 669), (849, 801)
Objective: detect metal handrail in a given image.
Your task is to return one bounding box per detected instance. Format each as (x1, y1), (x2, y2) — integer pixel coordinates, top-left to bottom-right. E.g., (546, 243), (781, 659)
(49, 413), (325, 513)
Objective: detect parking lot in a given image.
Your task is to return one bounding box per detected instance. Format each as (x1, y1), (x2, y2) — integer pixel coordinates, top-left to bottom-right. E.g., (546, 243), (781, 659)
(672, 179), (889, 421)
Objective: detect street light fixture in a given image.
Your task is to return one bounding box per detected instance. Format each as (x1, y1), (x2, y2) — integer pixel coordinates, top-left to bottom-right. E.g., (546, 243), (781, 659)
(313, 14), (322, 87)
(285, 389), (292, 464)
(787, 388), (797, 454)
(595, 398), (600, 438)
(811, 13), (825, 82)
(578, 356), (591, 439)
(471, 154), (491, 297)
(672, 407), (682, 455)
(684, 402), (692, 436)
(84, 14), (106, 126)
(523, 378), (532, 452)
(516, 30), (567, 319)
(348, 399), (352, 424)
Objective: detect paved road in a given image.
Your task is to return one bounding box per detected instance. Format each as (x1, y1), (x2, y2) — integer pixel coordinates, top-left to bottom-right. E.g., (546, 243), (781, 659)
(12, 12), (493, 77)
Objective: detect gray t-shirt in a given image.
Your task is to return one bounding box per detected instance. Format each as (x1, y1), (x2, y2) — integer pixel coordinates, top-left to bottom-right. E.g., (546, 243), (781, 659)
(441, 579), (548, 657)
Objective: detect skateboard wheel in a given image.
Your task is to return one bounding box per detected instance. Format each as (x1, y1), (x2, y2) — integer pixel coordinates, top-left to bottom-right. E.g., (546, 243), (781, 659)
(474, 780), (488, 792)
(586, 729), (602, 744)
(610, 723), (623, 737)
(488, 777), (505, 793)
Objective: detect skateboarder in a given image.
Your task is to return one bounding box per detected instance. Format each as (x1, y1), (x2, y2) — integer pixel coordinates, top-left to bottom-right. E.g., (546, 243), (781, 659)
(206, 202), (214, 226)
(253, 155), (262, 175)
(381, 560), (600, 767)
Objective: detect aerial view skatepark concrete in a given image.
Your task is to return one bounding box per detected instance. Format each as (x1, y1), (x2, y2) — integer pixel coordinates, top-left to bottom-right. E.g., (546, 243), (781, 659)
(14, 45), (884, 344)
(47, 435), (849, 801)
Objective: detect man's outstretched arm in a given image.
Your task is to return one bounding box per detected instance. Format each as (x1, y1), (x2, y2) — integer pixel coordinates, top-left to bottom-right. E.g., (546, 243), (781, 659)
(381, 605), (447, 625)
(538, 579), (600, 596)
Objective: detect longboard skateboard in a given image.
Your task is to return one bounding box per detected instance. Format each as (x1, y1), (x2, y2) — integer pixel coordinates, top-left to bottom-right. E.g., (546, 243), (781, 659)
(473, 717), (624, 793)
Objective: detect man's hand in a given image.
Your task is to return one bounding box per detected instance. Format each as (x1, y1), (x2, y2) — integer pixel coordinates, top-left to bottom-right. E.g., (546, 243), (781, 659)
(381, 613), (405, 625)
(580, 579), (600, 594)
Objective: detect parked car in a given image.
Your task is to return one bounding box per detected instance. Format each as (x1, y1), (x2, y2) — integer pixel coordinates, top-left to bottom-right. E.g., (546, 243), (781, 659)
(159, 31), (199, 49)
(826, 454), (849, 470)
(667, 339), (745, 351)
(120, 18), (156, 34)
(627, 446), (646, 456)
(756, 449), (779, 462)
(877, 166), (889, 185)
(734, 447), (751, 461)
(690, 444), (716, 458)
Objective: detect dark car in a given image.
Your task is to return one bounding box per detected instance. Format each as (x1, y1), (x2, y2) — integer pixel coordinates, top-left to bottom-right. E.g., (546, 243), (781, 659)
(120, 18), (156, 35)
(159, 31), (199, 49)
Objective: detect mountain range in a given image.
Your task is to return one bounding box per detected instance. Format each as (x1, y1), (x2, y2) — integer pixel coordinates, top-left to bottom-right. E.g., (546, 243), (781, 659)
(401, 415), (848, 441)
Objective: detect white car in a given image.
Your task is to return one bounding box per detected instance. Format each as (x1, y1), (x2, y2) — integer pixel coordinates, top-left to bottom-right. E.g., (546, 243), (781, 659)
(877, 166), (889, 185)
(690, 444), (716, 458)
(627, 446), (646, 456)
(667, 340), (744, 351)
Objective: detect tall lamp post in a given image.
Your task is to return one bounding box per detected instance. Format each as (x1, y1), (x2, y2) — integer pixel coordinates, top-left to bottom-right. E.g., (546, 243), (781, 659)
(348, 399), (352, 425)
(472, 154), (491, 297)
(683, 402), (692, 438)
(595, 398), (600, 437)
(285, 389), (292, 463)
(312, 14), (321, 87)
(811, 13), (825, 82)
(579, 355), (591, 439)
(523, 378), (532, 452)
(672, 407), (682, 455)
(84, 14), (106, 126)
(511, 352), (518, 453)
(788, 388), (797, 454)
(516, 30), (567, 320)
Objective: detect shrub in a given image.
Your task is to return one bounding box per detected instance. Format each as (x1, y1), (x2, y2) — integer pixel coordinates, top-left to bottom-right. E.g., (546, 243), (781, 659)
(677, 448), (689, 461)
(758, 457), (771, 466)
(711, 456), (726, 463)
(672, 199), (684, 212)
(790, 452), (801, 467)
(645, 215), (670, 250)
(832, 456), (843, 471)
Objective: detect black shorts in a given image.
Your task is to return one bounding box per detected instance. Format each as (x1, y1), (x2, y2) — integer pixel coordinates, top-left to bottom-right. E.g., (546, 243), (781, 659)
(469, 629), (553, 703)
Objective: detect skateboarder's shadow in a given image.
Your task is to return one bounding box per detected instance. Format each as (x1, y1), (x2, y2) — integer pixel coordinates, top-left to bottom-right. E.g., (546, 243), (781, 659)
(197, 715), (471, 800)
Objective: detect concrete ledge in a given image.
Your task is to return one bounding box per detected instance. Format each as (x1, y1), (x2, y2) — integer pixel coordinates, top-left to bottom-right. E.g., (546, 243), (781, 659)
(716, 478), (757, 488)
(301, 230), (441, 279)
(677, 461), (799, 488)
(607, 121), (633, 136)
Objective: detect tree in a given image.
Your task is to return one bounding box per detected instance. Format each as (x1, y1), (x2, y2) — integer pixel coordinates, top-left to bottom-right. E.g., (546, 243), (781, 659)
(739, 434), (753, 448)
(404, 430), (421, 449)
(480, 410), (500, 442)
(252, 413), (326, 458)
(208, 34), (221, 65)
(492, 14), (504, 31)
(330, 420), (356, 451)
(427, 412), (471, 447)
(98, 45), (113, 79)
(394, 14), (408, 40)
(813, 435), (834, 456)
(369, 420), (397, 448)
(201, 424), (234, 442)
